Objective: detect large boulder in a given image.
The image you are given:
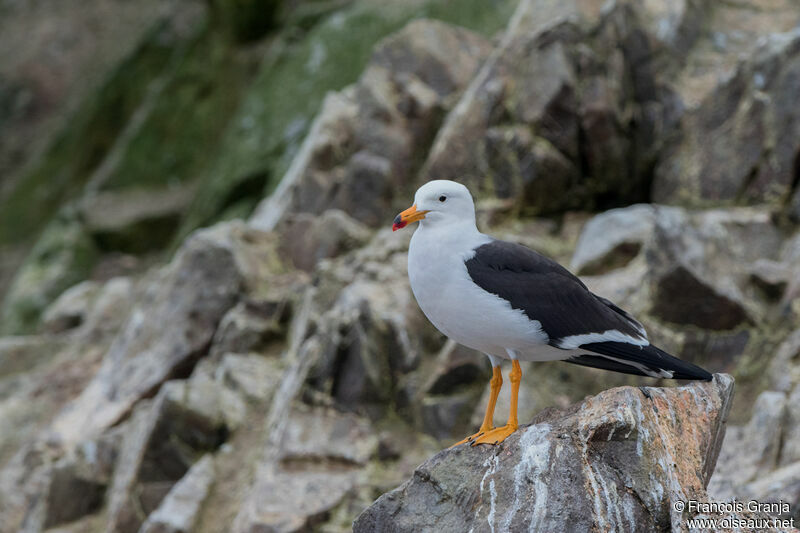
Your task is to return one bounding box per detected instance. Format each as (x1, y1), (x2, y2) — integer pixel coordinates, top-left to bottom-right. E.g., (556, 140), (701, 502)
(355, 375), (737, 532)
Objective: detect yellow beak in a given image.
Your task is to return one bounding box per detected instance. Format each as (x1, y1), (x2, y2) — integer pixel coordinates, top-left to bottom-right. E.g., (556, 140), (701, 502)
(392, 204), (428, 231)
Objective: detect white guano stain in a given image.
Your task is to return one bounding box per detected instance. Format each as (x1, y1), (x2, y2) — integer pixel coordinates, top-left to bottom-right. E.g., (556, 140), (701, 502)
(499, 424), (552, 532)
(478, 453), (500, 533)
(578, 419), (610, 532)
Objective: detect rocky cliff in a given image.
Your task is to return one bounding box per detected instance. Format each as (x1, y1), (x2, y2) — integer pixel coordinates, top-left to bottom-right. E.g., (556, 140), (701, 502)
(1, 0), (800, 532)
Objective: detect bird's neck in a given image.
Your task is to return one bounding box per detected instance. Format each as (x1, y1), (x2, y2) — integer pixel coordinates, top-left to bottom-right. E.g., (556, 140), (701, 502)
(412, 220), (489, 253)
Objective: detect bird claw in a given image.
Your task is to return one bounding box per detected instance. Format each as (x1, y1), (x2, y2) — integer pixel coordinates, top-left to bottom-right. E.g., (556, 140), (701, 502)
(450, 428), (492, 448)
(470, 424), (518, 446)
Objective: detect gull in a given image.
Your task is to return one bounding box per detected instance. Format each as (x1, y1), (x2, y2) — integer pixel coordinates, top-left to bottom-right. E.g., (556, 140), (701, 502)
(392, 180), (711, 446)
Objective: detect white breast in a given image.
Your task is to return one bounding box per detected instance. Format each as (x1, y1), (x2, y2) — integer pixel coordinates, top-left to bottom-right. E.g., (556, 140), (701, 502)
(407, 224), (554, 360)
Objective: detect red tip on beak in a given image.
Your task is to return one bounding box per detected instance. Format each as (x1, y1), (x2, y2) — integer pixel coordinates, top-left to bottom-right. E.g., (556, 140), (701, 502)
(392, 215), (407, 232)
(392, 204), (427, 231)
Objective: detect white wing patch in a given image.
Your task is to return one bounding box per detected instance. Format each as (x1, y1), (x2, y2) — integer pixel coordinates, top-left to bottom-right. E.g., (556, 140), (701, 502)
(592, 354), (675, 379)
(555, 329), (649, 350)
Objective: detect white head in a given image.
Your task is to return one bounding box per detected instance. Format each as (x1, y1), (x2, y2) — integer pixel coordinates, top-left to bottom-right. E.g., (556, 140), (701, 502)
(392, 180), (476, 231)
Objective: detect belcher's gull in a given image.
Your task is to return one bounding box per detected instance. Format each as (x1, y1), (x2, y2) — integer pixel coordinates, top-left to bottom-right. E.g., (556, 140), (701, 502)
(392, 180), (711, 446)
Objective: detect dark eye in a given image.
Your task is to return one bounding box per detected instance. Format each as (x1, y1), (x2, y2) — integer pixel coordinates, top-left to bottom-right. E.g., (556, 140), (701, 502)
(439, 195), (447, 202)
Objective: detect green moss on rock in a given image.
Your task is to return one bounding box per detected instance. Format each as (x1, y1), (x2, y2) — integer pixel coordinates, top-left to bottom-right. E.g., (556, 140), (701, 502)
(98, 27), (250, 193)
(177, 0), (517, 242)
(0, 211), (98, 335)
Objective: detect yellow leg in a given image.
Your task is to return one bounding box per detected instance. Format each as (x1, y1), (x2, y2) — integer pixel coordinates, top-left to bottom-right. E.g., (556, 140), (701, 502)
(451, 366), (503, 447)
(472, 360), (521, 446)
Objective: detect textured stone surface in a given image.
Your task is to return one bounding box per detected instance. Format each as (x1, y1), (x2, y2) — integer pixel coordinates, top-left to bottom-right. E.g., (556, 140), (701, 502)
(51, 222), (278, 445)
(106, 380), (232, 533)
(2, 2), (800, 532)
(278, 209), (371, 272)
(654, 28), (800, 207)
(355, 375), (734, 532)
(138, 454), (215, 533)
(572, 204), (784, 335)
(419, 0), (697, 214)
(250, 19), (492, 230)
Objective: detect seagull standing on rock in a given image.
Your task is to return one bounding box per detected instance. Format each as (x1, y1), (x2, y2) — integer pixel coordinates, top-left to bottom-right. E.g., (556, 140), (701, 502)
(392, 180), (712, 447)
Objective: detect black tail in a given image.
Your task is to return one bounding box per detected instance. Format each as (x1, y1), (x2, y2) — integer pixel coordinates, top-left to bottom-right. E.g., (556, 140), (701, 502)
(564, 341), (712, 381)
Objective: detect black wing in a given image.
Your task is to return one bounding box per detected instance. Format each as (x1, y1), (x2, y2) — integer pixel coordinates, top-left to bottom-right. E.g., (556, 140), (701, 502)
(465, 240), (711, 381)
(464, 240), (645, 342)
(566, 342), (711, 380)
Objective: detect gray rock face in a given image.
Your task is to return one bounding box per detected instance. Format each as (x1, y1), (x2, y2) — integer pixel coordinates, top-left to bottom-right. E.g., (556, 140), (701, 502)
(278, 209), (371, 272)
(355, 375), (734, 533)
(106, 378), (234, 533)
(50, 222), (277, 445)
(420, 0), (696, 214)
(138, 454), (215, 533)
(3, 2), (800, 532)
(654, 29), (800, 208)
(572, 204), (785, 333)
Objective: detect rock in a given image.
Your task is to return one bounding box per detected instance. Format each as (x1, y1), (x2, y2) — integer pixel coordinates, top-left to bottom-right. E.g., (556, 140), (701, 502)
(0, 0), (182, 242)
(50, 222), (279, 445)
(572, 204), (784, 331)
(707, 383), (800, 521)
(0, 336), (65, 381)
(420, 0), (696, 213)
(790, 186), (800, 223)
(737, 461), (800, 521)
(250, 19), (492, 230)
(278, 209), (371, 272)
(654, 29), (800, 207)
(570, 204), (656, 275)
(281, 405), (377, 466)
(232, 405), (377, 533)
(304, 229), (439, 418)
(139, 454), (215, 533)
(416, 340), (490, 441)
(779, 384), (800, 467)
(78, 277), (137, 337)
(79, 186), (196, 254)
(708, 391), (787, 500)
(777, 233), (800, 320)
(7, 428), (121, 533)
(355, 374), (734, 532)
(38, 434), (118, 530)
(749, 259), (793, 302)
(0, 277), (138, 531)
(670, 0), (800, 109)
(40, 281), (100, 333)
(767, 329), (800, 394)
(209, 275), (302, 359)
(215, 353), (283, 402)
(106, 380), (232, 533)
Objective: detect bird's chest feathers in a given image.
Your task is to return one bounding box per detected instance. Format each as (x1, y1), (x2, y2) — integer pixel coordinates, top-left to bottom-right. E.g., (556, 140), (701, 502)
(407, 228), (489, 334)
